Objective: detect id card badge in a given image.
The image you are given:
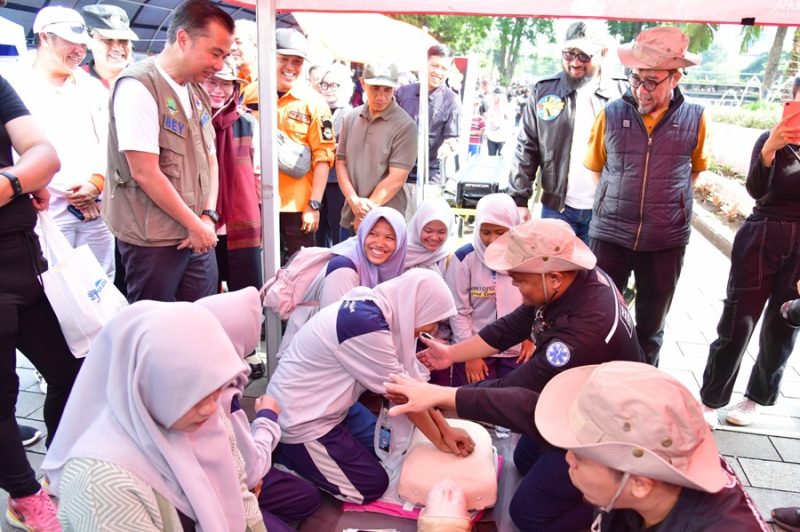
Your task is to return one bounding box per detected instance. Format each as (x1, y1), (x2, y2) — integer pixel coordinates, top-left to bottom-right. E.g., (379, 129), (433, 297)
(378, 425), (392, 452)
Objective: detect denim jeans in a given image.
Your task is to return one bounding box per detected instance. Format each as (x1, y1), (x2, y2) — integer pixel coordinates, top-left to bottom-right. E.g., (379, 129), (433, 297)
(541, 204), (592, 244)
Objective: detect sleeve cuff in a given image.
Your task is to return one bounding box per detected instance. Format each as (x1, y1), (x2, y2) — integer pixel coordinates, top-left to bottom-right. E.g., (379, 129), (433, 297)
(256, 409), (279, 422)
(88, 174), (105, 194)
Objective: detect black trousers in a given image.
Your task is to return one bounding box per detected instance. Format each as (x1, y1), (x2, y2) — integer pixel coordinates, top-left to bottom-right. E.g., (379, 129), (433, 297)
(316, 182), (346, 248)
(215, 235), (263, 292)
(590, 238), (686, 366)
(279, 212), (315, 264)
(701, 219), (800, 408)
(0, 234), (82, 497)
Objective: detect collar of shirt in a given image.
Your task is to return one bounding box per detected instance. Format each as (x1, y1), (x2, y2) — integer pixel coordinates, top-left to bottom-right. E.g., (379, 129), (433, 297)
(358, 99), (400, 122)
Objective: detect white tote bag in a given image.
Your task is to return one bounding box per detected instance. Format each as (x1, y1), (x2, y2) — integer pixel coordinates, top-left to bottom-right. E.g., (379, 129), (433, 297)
(38, 211), (128, 358)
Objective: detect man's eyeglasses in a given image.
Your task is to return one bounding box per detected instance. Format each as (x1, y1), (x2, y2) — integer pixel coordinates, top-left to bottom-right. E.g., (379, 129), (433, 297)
(628, 73), (673, 92)
(562, 50), (592, 64)
(320, 81), (340, 91)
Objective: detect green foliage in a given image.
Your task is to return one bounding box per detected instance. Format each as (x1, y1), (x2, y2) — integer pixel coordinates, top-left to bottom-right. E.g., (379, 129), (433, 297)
(606, 20), (657, 44)
(493, 17), (554, 84)
(392, 15), (493, 55)
(739, 25), (763, 54)
(707, 104), (779, 130)
(680, 23), (718, 53)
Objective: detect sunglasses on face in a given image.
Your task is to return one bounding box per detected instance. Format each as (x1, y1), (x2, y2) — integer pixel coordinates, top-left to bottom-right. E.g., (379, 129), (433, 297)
(562, 50), (592, 63)
(628, 73), (673, 92)
(320, 81), (340, 91)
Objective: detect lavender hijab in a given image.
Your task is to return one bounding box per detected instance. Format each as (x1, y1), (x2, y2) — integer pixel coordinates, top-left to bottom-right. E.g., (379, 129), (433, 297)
(42, 301), (247, 532)
(330, 206), (408, 287)
(404, 197), (454, 271)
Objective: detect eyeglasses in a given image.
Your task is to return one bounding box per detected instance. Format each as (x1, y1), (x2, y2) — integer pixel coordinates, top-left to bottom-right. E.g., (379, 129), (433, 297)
(562, 50), (592, 63)
(628, 73), (673, 92)
(320, 81), (340, 91)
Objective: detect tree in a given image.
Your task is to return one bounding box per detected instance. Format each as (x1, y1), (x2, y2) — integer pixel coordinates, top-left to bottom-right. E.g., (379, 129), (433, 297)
(606, 20), (657, 44)
(494, 17), (554, 84)
(392, 15), (493, 55)
(786, 28), (800, 81)
(739, 25), (788, 98)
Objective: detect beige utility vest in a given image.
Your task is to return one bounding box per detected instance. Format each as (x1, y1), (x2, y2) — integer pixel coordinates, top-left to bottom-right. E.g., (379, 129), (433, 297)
(104, 58), (215, 247)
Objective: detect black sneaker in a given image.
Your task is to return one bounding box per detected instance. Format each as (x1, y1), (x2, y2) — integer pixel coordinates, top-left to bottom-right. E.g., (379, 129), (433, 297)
(244, 352), (265, 380)
(20, 425), (42, 447)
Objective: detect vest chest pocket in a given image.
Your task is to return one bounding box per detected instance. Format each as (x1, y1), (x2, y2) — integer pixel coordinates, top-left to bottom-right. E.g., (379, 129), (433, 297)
(159, 148), (184, 184)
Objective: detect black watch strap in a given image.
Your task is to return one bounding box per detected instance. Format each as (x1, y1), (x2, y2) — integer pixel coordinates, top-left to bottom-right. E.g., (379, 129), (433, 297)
(0, 171), (23, 197)
(201, 209), (220, 223)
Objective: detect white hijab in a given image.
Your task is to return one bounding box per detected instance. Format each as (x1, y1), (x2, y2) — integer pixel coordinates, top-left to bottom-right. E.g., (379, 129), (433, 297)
(43, 301), (247, 532)
(404, 198), (454, 272)
(345, 269), (457, 484)
(473, 193), (522, 317)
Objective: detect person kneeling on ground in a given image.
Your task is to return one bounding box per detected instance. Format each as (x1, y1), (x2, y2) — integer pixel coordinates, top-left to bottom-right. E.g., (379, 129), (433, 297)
(43, 301), (267, 531)
(267, 269), (474, 505)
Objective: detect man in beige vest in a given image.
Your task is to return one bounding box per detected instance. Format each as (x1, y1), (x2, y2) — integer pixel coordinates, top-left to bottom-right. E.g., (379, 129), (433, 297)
(104, 0), (233, 302)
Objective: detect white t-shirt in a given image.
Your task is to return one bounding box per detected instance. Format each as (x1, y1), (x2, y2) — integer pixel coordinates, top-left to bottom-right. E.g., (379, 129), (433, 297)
(113, 59), (196, 155)
(565, 81), (601, 209)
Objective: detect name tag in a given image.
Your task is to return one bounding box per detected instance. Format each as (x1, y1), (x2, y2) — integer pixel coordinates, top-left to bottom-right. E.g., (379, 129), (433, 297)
(163, 115), (187, 137)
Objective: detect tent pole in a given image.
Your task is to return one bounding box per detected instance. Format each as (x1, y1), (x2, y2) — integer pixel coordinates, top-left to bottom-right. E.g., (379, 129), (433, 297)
(256, 0), (281, 376)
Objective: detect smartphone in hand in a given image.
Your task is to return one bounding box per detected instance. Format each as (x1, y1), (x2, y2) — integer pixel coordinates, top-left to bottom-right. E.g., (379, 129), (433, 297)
(783, 101), (800, 128)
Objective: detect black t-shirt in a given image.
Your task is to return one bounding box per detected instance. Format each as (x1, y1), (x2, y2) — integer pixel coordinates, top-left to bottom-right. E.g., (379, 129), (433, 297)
(0, 75), (37, 236)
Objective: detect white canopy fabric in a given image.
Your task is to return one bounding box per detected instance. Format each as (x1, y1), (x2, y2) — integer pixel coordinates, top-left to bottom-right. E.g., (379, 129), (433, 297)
(293, 12), (439, 70)
(224, 0), (798, 26)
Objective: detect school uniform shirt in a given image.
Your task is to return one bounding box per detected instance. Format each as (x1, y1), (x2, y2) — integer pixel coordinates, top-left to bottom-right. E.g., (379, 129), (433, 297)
(267, 297), (409, 444)
(475, 267), (645, 393)
(446, 243), (523, 357)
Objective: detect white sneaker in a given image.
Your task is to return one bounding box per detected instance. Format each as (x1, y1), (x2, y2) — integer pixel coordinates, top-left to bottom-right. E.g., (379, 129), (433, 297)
(701, 405), (719, 430)
(35, 371), (47, 394)
(725, 399), (759, 426)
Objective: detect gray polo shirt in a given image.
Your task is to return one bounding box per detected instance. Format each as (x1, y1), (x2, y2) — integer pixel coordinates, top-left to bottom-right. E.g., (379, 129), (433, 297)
(337, 100), (417, 229)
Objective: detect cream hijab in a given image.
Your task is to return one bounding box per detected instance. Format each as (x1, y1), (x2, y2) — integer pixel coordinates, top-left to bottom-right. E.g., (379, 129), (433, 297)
(404, 197), (454, 272)
(43, 301), (247, 531)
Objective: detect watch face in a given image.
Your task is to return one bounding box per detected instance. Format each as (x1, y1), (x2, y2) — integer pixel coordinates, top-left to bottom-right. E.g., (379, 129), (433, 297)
(309, 200), (321, 210)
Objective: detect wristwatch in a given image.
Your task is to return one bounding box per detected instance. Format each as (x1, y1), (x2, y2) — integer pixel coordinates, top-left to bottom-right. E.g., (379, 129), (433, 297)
(201, 209), (220, 223)
(0, 171), (23, 197)
(308, 199), (322, 210)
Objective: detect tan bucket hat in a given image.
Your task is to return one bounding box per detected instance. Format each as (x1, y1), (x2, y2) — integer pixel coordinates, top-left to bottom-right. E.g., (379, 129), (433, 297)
(484, 218), (596, 274)
(535, 361), (729, 493)
(617, 26), (701, 70)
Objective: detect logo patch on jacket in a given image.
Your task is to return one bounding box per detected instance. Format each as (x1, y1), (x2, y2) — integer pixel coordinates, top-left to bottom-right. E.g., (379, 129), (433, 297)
(545, 340), (571, 367)
(321, 118), (334, 141)
(166, 97), (178, 115)
(536, 95), (565, 121)
(288, 110), (311, 124)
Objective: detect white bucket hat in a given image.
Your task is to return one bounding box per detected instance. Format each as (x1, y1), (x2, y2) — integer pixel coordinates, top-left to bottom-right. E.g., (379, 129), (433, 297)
(535, 361), (729, 493)
(484, 218), (596, 274)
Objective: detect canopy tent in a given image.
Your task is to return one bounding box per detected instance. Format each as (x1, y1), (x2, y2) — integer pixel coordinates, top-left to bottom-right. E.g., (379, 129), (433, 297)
(293, 12), (439, 71)
(235, 0), (800, 26)
(0, 16), (25, 57)
(4, 0), (800, 367)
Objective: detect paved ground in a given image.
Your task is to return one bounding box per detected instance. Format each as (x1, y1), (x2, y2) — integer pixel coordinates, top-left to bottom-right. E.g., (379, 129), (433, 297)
(4, 203), (799, 531)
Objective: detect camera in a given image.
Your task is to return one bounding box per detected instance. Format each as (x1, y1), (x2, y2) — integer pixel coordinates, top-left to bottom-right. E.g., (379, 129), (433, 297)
(780, 298), (800, 328)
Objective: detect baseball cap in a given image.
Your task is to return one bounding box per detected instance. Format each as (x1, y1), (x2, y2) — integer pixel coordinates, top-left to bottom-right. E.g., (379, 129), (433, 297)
(562, 21), (606, 57)
(535, 361), (729, 493)
(214, 59), (248, 83)
(276, 28), (308, 59)
(81, 5), (139, 41)
(618, 26), (701, 70)
(33, 6), (92, 46)
(363, 61), (400, 88)
(484, 218), (596, 274)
